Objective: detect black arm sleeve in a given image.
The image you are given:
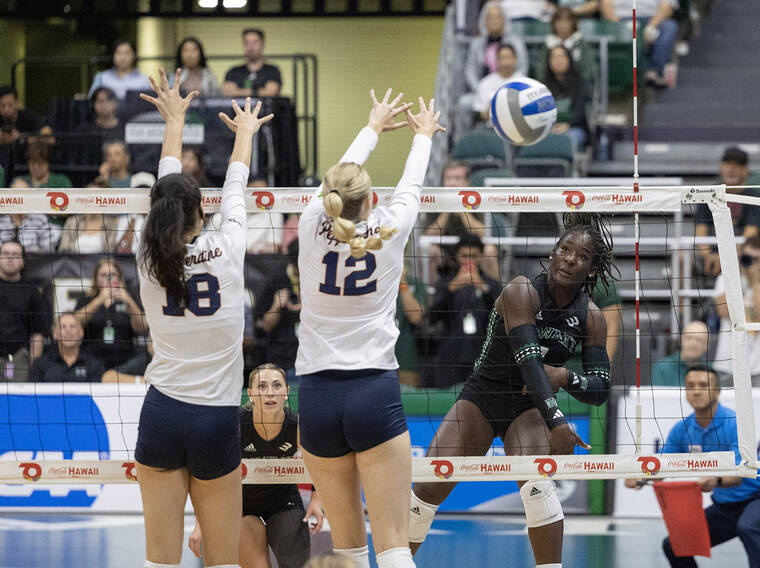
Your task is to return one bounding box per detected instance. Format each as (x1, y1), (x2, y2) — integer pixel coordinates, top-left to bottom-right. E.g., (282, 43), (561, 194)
(565, 345), (611, 406)
(508, 323), (567, 430)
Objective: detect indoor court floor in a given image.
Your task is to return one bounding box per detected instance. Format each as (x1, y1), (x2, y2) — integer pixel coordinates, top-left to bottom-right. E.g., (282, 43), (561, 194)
(0, 514), (747, 568)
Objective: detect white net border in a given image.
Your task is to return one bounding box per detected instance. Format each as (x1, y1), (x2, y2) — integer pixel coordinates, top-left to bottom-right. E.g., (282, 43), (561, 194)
(0, 182), (757, 484)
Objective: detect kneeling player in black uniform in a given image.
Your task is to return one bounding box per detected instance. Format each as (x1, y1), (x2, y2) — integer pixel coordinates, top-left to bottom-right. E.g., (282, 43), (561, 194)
(189, 364), (324, 568)
(408, 213), (615, 568)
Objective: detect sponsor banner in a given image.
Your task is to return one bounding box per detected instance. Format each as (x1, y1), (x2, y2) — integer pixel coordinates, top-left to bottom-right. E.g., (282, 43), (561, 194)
(0, 186), (686, 214)
(125, 123), (204, 145)
(613, 389), (760, 517)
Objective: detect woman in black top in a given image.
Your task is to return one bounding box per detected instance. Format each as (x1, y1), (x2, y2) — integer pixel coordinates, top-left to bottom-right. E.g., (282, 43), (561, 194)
(409, 213), (616, 568)
(74, 258), (147, 369)
(189, 364), (324, 568)
(544, 45), (592, 151)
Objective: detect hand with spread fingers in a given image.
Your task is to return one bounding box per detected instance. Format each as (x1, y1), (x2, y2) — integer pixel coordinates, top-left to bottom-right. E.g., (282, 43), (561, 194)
(218, 97), (274, 136)
(367, 88), (412, 134)
(405, 97), (446, 139)
(140, 68), (199, 124)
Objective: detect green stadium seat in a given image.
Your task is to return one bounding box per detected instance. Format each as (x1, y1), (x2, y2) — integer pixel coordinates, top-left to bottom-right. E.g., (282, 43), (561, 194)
(514, 133), (575, 177)
(451, 128), (508, 170)
(510, 20), (551, 38)
(579, 19), (647, 94)
(469, 167), (515, 187)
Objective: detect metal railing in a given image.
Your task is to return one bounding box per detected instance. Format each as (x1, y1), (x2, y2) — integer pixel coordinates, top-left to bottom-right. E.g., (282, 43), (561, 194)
(11, 52), (318, 179)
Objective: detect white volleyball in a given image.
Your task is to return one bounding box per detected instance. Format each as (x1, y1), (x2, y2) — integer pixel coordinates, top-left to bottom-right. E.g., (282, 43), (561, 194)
(490, 77), (557, 146)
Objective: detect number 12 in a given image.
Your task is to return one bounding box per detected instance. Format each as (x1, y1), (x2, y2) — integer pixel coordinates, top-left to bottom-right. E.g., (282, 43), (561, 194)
(319, 251), (377, 296)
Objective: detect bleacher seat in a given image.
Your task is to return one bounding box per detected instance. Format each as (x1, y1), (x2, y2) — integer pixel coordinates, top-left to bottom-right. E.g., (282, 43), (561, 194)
(514, 133), (574, 177)
(451, 128), (508, 172)
(579, 19), (647, 94)
(469, 167), (515, 187)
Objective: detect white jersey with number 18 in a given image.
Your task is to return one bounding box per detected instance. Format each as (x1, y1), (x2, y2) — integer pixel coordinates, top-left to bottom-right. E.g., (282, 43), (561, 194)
(138, 157), (248, 407)
(296, 127), (432, 376)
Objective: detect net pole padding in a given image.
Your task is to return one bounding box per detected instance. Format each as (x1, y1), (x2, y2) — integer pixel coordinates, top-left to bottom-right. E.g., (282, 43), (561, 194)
(708, 201), (758, 467)
(0, 453), (745, 485)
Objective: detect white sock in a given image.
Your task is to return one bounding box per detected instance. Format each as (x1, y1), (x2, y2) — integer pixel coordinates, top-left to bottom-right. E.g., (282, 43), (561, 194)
(536, 564), (562, 568)
(144, 562), (180, 568)
(376, 546), (416, 568)
(334, 545), (370, 568)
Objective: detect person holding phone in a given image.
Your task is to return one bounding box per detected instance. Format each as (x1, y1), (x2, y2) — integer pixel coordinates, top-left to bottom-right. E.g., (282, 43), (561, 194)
(424, 233), (501, 388)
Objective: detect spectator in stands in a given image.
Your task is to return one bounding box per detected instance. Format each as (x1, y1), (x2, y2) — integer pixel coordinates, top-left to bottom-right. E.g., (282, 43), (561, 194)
(74, 259), (147, 369)
(0, 240), (47, 381)
(601, 0), (678, 87)
(58, 211), (121, 254)
(255, 240), (301, 381)
(0, 85), (51, 145)
(465, 1), (529, 94)
(650, 320), (709, 387)
(474, 43), (525, 119)
(424, 233), (501, 388)
(424, 161), (500, 281)
(696, 147), (758, 277)
(101, 338), (152, 383)
(543, 46), (591, 149)
(501, 0), (554, 21)
(22, 142), (72, 189)
(31, 312), (104, 383)
(181, 146), (211, 187)
(222, 29), (282, 97)
(88, 39), (150, 100)
(625, 366), (760, 568)
(396, 263), (426, 387)
(76, 87), (124, 141)
(536, 7), (596, 84)
(98, 140), (131, 188)
(169, 37), (221, 96)
(552, 0), (600, 17)
(0, 177), (61, 252)
(713, 236), (760, 382)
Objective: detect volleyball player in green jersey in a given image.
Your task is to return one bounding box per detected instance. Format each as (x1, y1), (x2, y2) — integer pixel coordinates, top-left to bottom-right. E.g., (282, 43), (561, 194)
(409, 213), (616, 568)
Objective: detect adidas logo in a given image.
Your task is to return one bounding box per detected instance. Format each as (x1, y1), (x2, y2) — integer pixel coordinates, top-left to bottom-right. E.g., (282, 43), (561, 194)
(244, 443), (257, 452)
(552, 409), (564, 420)
(529, 487), (541, 496)
(410, 506), (421, 515)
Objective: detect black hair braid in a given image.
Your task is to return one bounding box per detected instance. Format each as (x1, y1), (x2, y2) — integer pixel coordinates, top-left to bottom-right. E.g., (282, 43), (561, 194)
(560, 212), (617, 296)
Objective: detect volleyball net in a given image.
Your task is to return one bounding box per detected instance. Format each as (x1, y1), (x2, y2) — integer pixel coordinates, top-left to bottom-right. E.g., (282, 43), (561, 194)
(0, 182), (758, 487)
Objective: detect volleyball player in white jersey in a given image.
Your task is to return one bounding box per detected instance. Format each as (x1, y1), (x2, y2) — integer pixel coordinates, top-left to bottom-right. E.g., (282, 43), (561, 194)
(296, 89), (444, 568)
(134, 68), (272, 568)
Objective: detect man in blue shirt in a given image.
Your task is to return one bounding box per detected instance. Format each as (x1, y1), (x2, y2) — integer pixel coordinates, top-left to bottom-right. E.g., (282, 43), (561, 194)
(626, 365), (760, 567)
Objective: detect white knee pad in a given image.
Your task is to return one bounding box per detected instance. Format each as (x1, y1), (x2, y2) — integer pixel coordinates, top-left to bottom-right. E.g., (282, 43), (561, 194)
(519, 480), (564, 528)
(334, 545), (370, 568)
(144, 562), (180, 568)
(408, 490), (439, 544)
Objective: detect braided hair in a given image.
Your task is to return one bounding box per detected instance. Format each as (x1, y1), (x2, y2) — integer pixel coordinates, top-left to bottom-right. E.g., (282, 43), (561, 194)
(555, 212), (617, 296)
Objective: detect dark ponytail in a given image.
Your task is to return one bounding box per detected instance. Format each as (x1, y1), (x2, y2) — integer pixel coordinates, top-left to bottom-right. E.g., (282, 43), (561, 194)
(139, 173), (202, 308)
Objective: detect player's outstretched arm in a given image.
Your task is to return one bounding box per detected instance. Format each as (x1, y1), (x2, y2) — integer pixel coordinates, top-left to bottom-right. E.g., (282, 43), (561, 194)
(140, 68), (199, 167)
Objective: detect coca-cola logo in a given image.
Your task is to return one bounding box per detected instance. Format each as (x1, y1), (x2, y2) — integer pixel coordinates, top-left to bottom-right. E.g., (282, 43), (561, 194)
(254, 465), (274, 475)
(20, 462), (41, 482)
(460, 463), (481, 472)
(47, 466), (69, 476)
(458, 190), (481, 210)
(562, 190), (585, 210)
(252, 191), (275, 211)
(638, 456), (661, 475)
(563, 461), (584, 472)
(46, 191), (69, 212)
(535, 458), (558, 477)
(431, 459), (454, 480)
(122, 462), (137, 481)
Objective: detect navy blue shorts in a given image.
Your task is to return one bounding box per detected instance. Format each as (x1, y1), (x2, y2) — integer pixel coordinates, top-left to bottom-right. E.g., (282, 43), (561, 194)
(135, 386), (241, 480)
(297, 369), (408, 458)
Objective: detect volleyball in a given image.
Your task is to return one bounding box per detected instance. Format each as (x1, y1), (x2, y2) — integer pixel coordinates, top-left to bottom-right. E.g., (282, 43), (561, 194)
(490, 77), (557, 146)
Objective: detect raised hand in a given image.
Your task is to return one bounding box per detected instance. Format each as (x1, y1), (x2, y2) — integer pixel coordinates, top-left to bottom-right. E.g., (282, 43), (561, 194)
(405, 97), (446, 139)
(218, 98), (274, 136)
(140, 68), (199, 124)
(367, 88), (412, 134)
